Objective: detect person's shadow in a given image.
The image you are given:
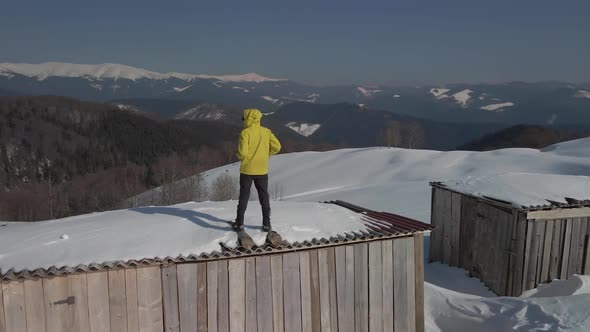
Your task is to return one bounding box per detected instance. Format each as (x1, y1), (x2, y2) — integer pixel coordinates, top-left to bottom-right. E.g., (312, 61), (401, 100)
(131, 206), (262, 231)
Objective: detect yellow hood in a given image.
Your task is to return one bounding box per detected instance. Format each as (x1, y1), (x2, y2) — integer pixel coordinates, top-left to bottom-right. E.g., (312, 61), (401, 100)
(243, 108), (262, 128)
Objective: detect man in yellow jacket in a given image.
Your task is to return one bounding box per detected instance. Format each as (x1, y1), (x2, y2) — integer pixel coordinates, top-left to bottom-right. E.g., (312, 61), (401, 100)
(233, 108), (281, 232)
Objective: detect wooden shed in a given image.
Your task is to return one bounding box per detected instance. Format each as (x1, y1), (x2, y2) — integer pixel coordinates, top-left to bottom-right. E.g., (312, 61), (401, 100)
(429, 173), (590, 296)
(0, 200), (432, 332)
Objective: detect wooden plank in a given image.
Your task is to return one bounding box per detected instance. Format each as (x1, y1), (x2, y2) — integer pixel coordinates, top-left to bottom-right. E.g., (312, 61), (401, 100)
(354, 243), (369, 332)
(2, 281), (27, 332)
(228, 259), (246, 332)
(393, 238), (408, 332)
(24, 278), (46, 332)
(567, 218), (581, 278)
(344, 246), (355, 332)
(535, 220), (546, 287)
(161, 265), (180, 332)
(540, 220), (554, 283)
(196, 263), (207, 332)
(525, 221), (541, 291)
(0, 279), (5, 332)
(459, 196), (476, 270)
(87, 271), (111, 332)
(406, 237), (417, 332)
(283, 253), (302, 332)
(472, 201), (486, 280)
(549, 220), (563, 281)
(318, 249), (332, 332)
(335, 247), (346, 332)
(309, 250), (321, 332)
(137, 266), (164, 332)
(68, 273), (90, 332)
(245, 258), (257, 332)
(527, 207), (590, 220)
(577, 218), (589, 274)
(521, 220), (533, 292)
(584, 233), (590, 275)
(271, 255), (284, 332)
(255, 256), (273, 332)
(441, 189), (452, 265)
(108, 270), (128, 332)
(381, 240), (394, 332)
(217, 260), (230, 332)
(124, 269), (139, 332)
(561, 219), (573, 279)
(327, 248), (338, 331)
(450, 192), (462, 267)
(414, 233), (425, 332)
(497, 210), (513, 296)
(177, 264), (199, 332)
(506, 210), (518, 296)
(429, 187), (441, 262)
(368, 241), (383, 332)
(299, 252), (312, 332)
(207, 262), (218, 332)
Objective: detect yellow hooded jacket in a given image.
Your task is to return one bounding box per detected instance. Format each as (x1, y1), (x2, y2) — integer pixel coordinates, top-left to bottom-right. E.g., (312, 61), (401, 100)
(237, 109), (281, 175)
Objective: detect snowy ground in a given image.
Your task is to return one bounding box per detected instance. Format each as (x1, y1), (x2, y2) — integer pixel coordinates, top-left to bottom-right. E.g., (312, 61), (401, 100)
(3, 138), (590, 330)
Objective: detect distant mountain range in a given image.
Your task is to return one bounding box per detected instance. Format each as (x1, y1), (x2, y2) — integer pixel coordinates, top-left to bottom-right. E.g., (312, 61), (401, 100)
(2, 62), (590, 126)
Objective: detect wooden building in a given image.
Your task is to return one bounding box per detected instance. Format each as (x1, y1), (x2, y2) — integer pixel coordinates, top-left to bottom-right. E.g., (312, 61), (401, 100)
(0, 200), (432, 332)
(429, 174), (590, 296)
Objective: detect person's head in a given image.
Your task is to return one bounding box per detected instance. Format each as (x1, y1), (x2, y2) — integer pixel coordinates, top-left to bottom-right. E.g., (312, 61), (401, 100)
(242, 108), (262, 128)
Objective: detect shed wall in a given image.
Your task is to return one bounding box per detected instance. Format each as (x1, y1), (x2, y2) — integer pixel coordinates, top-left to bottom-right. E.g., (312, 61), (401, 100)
(430, 187), (590, 296)
(0, 234), (425, 332)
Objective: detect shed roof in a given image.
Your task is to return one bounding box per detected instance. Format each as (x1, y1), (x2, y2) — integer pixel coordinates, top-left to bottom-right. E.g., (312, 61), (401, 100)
(431, 173), (590, 211)
(0, 200), (431, 281)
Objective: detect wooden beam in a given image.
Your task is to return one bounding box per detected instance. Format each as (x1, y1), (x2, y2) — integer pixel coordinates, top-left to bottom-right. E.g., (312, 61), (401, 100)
(414, 233), (425, 332)
(309, 250), (321, 332)
(381, 240), (394, 332)
(393, 238), (408, 332)
(527, 207), (590, 220)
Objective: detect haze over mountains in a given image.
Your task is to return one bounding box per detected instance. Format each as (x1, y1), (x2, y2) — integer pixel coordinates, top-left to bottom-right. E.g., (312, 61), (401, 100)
(2, 62), (590, 127)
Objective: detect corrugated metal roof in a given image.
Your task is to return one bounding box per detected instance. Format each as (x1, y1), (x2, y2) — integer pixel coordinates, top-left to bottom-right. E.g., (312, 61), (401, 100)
(0, 201), (432, 281)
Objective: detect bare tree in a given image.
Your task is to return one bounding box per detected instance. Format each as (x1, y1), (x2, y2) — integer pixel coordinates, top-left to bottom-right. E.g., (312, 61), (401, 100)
(405, 123), (425, 149)
(270, 181), (284, 201)
(383, 120), (402, 148)
(210, 173), (238, 201)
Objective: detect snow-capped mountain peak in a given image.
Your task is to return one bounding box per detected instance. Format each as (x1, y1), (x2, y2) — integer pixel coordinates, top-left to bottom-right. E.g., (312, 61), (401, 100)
(0, 62), (286, 83)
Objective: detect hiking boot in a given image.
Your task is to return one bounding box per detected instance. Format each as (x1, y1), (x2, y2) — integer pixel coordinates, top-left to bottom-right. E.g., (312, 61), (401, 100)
(262, 224), (272, 232)
(232, 222), (244, 232)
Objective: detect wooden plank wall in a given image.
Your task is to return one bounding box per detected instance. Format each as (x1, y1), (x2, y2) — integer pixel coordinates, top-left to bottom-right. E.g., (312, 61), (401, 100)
(0, 236), (427, 332)
(430, 187), (590, 296)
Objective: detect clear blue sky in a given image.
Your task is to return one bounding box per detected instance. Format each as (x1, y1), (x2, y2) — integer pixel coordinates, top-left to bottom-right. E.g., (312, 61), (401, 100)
(1, 0), (588, 85)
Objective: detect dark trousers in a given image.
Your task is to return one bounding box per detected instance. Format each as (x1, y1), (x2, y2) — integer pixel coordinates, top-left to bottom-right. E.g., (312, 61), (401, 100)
(235, 174), (270, 227)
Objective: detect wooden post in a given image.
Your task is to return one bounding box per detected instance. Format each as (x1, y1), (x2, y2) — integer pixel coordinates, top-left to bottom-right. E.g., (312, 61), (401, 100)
(344, 246), (355, 332)
(217, 260), (230, 332)
(318, 249), (332, 332)
(406, 237), (416, 332)
(567, 219), (581, 278)
(327, 248), (338, 331)
(335, 246), (347, 332)
(561, 219), (573, 279)
(540, 220), (554, 283)
(309, 250), (321, 332)
(429, 187), (441, 262)
(441, 190), (452, 265)
(525, 221), (541, 291)
(196, 263), (208, 332)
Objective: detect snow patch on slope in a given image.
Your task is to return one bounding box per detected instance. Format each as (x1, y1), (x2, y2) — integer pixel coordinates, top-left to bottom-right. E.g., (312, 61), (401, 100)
(430, 88), (450, 98)
(232, 86), (249, 92)
(357, 86), (382, 97)
(262, 96), (279, 104)
(285, 122), (321, 137)
(173, 85), (192, 92)
(452, 89), (473, 107)
(480, 102), (514, 111)
(575, 90), (590, 99)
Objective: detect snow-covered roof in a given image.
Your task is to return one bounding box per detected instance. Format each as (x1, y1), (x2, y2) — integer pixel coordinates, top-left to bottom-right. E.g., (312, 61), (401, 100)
(0, 201), (430, 280)
(434, 173), (590, 209)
